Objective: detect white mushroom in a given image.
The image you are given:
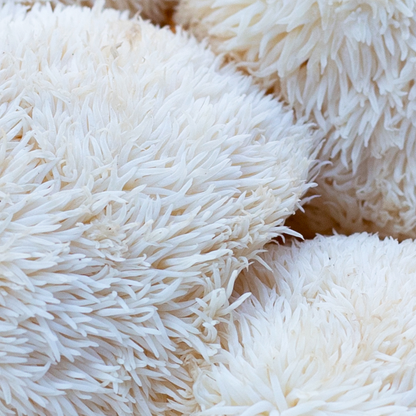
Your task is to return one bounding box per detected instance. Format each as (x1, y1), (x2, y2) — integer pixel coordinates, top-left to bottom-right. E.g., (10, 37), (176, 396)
(0, 2), (312, 414)
(175, 0), (416, 239)
(181, 233), (416, 415)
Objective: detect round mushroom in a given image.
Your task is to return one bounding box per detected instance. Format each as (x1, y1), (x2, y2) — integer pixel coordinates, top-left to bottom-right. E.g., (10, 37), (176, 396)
(181, 233), (416, 415)
(0, 2), (312, 414)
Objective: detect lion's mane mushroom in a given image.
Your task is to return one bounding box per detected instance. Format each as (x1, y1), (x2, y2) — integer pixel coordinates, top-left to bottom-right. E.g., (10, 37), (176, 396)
(0, 2), (312, 415)
(175, 0), (416, 239)
(180, 233), (416, 415)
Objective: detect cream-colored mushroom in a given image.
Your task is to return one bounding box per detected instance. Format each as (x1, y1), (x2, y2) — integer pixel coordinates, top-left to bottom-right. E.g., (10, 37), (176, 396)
(180, 233), (416, 415)
(176, 0), (416, 239)
(0, 2), (313, 414)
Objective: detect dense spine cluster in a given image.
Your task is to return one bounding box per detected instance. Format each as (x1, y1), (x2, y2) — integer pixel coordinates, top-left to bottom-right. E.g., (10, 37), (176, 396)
(176, 0), (416, 239)
(3, 0), (416, 414)
(180, 234), (416, 415)
(0, 2), (312, 414)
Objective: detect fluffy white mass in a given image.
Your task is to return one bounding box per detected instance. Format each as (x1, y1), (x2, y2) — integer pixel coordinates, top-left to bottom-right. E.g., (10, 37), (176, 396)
(175, 0), (416, 239)
(0, 2), (312, 415)
(181, 234), (416, 415)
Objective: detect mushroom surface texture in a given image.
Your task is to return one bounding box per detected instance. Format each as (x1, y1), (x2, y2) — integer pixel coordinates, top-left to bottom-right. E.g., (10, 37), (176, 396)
(175, 0), (416, 239)
(181, 233), (416, 415)
(14, 0), (175, 24)
(0, 2), (313, 415)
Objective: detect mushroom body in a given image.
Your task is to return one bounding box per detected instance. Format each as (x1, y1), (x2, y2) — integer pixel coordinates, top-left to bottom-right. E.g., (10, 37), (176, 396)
(176, 0), (416, 238)
(182, 234), (416, 415)
(0, 2), (312, 415)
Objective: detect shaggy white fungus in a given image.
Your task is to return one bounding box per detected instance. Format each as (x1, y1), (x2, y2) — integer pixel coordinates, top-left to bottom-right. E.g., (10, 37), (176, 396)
(0, 2), (313, 415)
(180, 234), (416, 415)
(175, 0), (416, 239)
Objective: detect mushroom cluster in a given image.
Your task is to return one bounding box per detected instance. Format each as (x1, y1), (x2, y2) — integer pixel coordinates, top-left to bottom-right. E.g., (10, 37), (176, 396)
(2, 0), (416, 415)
